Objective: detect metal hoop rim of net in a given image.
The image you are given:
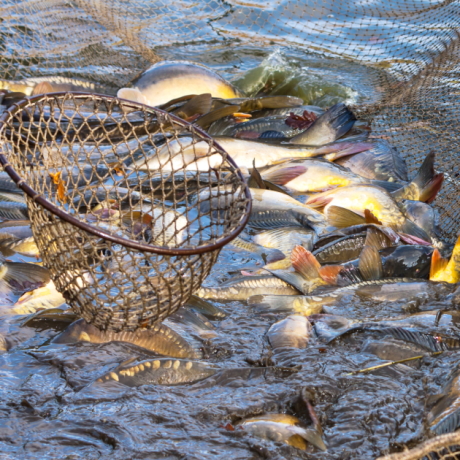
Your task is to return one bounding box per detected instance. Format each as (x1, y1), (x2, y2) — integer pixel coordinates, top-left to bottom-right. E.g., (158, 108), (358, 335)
(0, 91), (252, 256)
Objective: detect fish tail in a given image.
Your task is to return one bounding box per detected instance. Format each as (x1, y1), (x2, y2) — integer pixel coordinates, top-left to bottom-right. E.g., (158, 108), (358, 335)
(3, 262), (50, 291)
(291, 246), (324, 285)
(430, 234), (460, 283)
(391, 152), (444, 203)
(399, 219), (432, 242)
(290, 103), (356, 146)
(315, 141), (374, 160)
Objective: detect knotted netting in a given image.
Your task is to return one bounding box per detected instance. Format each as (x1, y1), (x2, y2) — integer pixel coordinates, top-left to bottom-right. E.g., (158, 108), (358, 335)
(1, 1), (460, 455)
(1, 0), (460, 243)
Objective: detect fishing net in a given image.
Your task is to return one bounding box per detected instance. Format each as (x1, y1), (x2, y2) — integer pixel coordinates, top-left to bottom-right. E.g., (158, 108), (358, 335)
(377, 432), (460, 460)
(1, 1), (459, 242)
(0, 93), (250, 331)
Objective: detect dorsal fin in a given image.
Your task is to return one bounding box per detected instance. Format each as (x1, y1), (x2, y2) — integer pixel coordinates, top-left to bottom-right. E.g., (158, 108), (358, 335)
(358, 246), (383, 281)
(365, 227), (392, 250)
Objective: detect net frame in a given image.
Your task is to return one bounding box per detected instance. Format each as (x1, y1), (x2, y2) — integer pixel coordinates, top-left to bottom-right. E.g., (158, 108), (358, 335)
(0, 92), (252, 331)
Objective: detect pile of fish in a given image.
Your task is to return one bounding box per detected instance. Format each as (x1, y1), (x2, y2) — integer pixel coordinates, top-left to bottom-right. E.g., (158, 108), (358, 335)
(0, 59), (460, 453)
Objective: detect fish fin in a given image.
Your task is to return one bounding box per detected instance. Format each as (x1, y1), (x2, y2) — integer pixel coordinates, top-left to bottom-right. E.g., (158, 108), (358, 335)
(364, 209), (383, 225)
(238, 95), (303, 112)
(248, 160), (266, 189)
(299, 429), (327, 452)
(326, 206), (366, 228)
(365, 227), (392, 250)
(32, 81), (54, 95)
(117, 87), (148, 105)
(398, 232), (431, 246)
(291, 246), (322, 281)
(194, 104), (241, 129)
(175, 93), (212, 118)
(286, 434), (308, 450)
(3, 262), (50, 291)
(370, 180), (405, 192)
(316, 141), (374, 160)
(430, 248), (450, 280)
(261, 181), (292, 196)
(399, 219), (432, 242)
(267, 269), (307, 294)
(305, 193), (334, 208)
(261, 165), (308, 185)
(358, 246), (383, 281)
(289, 103), (356, 145)
(337, 263), (364, 285)
(391, 152), (444, 203)
(319, 265), (343, 285)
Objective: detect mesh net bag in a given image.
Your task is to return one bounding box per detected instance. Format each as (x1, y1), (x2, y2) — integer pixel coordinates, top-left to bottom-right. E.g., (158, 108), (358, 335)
(0, 93), (250, 331)
(377, 432), (460, 460)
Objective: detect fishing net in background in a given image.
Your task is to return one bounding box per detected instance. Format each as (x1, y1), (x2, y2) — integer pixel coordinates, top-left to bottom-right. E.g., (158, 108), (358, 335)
(1, 0), (459, 242)
(377, 431), (460, 460)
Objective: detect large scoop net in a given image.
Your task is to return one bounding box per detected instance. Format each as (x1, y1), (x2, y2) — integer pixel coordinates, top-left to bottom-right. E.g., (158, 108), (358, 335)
(0, 93), (250, 331)
(1, 1), (459, 242)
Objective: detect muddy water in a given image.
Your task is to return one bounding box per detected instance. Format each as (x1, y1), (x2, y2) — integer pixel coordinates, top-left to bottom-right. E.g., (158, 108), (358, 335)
(0, 239), (458, 460)
(0, 2), (459, 458)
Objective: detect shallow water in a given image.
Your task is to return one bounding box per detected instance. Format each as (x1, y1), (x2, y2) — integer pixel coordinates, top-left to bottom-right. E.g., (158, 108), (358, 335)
(1, 1), (460, 459)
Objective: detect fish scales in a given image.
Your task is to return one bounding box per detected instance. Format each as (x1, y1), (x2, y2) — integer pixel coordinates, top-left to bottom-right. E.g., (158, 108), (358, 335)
(52, 319), (201, 358)
(98, 359), (218, 386)
(314, 235), (366, 264)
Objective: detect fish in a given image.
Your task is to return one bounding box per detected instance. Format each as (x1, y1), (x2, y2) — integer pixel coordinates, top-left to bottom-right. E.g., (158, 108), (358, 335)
(253, 226), (316, 255)
(249, 189), (326, 233)
(326, 322), (460, 352)
(130, 136), (373, 172)
(52, 318), (202, 359)
(185, 295), (226, 319)
(0, 225), (37, 257)
(308, 185), (432, 239)
(248, 278), (451, 314)
(267, 315), (312, 349)
(260, 158), (404, 194)
(0, 76), (102, 96)
(20, 307), (77, 327)
(230, 236), (286, 264)
(289, 103), (356, 146)
(96, 358), (218, 386)
(428, 373), (460, 434)
(313, 233), (368, 264)
(251, 105), (325, 119)
(118, 61), (242, 107)
(400, 199), (444, 249)
(227, 115), (307, 140)
(334, 139), (409, 182)
(0, 256), (50, 293)
(430, 233), (460, 283)
(0, 202), (29, 220)
(195, 274), (300, 300)
(11, 281), (66, 315)
(237, 414), (326, 451)
(361, 338), (432, 364)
